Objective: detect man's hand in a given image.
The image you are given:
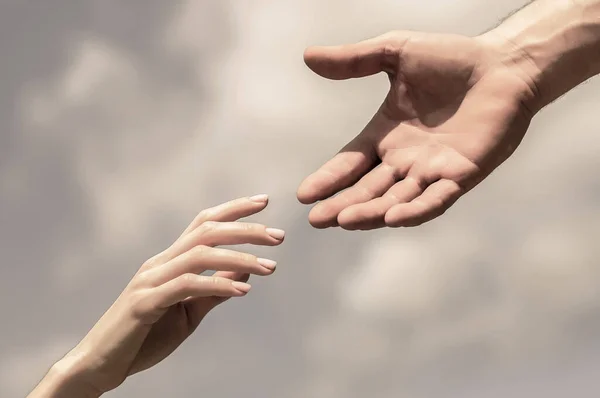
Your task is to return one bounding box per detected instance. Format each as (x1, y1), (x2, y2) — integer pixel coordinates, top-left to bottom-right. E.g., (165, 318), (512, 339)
(297, 30), (539, 230)
(299, 0), (600, 230)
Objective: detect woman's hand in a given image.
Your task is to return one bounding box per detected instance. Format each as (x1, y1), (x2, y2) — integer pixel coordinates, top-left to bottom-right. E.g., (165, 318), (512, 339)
(29, 194), (284, 397)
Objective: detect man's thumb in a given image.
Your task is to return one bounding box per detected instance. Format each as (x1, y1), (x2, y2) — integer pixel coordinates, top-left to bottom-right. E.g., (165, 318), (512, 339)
(303, 32), (406, 80)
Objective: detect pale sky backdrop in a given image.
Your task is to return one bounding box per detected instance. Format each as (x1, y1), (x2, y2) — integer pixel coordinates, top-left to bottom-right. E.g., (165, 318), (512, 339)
(2, 1), (600, 397)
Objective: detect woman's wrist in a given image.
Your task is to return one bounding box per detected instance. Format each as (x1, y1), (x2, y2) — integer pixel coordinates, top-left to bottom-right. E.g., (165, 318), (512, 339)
(479, 0), (600, 113)
(28, 355), (102, 398)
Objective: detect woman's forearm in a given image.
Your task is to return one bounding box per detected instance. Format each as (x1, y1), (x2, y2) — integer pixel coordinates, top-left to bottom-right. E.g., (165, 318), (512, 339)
(481, 0), (600, 112)
(25, 195), (282, 396)
(28, 356), (101, 398)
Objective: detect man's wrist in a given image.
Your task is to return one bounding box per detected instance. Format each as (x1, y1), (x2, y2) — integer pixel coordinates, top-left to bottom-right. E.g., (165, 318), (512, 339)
(479, 0), (600, 112)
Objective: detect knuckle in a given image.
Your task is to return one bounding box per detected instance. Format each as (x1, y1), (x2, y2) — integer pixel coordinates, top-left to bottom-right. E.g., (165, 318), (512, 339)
(241, 252), (256, 263)
(408, 175), (428, 191)
(196, 209), (209, 220)
(355, 184), (376, 199)
(203, 220), (219, 229)
(210, 276), (222, 285)
(209, 247), (228, 259)
(231, 251), (255, 267)
(178, 273), (197, 290)
(382, 32), (404, 52)
(142, 258), (154, 269)
(239, 222), (255, 232)
(199, 220), (220, 235)
(142, 253), (161, 269)
(191, 244), (211, 257)
(133, 270), (153, 287)
(382, 42), (399, 59)
(195, 275), (211, 286)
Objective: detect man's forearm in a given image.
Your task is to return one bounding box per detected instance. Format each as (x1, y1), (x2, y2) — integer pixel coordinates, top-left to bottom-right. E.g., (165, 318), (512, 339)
(481, 0), (600, 112)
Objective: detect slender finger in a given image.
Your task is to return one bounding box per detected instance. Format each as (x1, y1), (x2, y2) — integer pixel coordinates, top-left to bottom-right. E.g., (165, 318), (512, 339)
(187, 222), (285, 247)
(182, 272), (251, 329)
(151, 274), (251, 309)
(338, 176), (424, 230)
(304, 32), (406, 80)
(193, 271), (250, 300)
(307, 162), (397, 228)
(385, 179), (463, 227)
(161, 222), (284, 263)
(212, 271), (250, 283)
(180, 194), (269, 238)
(297, 135), (377, 206)
(181, 271), (250, 304)
(145, 246), (276, 286)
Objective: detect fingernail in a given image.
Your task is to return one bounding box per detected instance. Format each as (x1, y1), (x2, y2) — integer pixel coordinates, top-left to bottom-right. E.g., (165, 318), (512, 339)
(250, 194), (269, 203)
(257, 258), (277, 270)
(232, 281), (252, 293)
(266, 228), (285, 240)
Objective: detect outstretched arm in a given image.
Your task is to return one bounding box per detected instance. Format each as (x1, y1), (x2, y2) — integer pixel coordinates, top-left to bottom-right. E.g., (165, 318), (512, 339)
(28, 195), (283, 397)
(298, 0), (600, 230)
(482, 0), (600, 111)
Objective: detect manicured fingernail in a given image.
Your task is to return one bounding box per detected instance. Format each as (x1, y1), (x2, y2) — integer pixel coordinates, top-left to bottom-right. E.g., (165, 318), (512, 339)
(250, 194), (269, 203)
(266, 228), (285, 240)
(232, 281), (252, 293)
(257, 258), (277, 270)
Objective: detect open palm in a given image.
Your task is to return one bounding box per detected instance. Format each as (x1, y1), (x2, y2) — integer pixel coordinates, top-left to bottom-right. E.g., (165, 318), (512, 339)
(297, 31), (538, 229)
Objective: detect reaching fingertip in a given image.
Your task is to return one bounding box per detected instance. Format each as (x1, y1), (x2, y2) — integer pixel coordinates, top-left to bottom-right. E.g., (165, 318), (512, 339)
(257, 258), (277, 271)
(384, 207), (413, 228)
(338, 207), (386, 230)
(308, 206), (339, 229)
(249, 194), (269, 203)
(296, 184), (318, 204)
(308, 220), (329, 229)
(308, 217), (339, 229)
(303, 45), (353, 80)
(337, 218), (360, 231)
(303, 46), (323, 67)
(384, 213), (401, 228)
(231, 281), (252, 294)
(297, 195), (313, 205)
(384, 220), (404, 228)
(337, 207), (358, 226)
(338, 222), (362, 231)
(266, 228), (286, 241)
(303, 46), (313, 63)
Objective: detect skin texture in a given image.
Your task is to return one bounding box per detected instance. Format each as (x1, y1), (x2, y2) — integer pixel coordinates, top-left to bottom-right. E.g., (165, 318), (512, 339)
(28, 195), (284, 398)
(297, 0), (600, 231)
(296, 31), (538, 230)
(25, 0), (600, 397)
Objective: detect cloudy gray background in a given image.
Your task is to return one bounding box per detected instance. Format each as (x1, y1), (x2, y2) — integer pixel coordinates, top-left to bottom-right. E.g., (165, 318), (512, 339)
(2, 0), (600, 397)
